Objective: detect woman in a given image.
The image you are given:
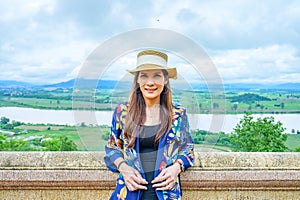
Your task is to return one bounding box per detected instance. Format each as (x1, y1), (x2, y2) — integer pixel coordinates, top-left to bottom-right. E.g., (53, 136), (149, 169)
(104, 50), (194, 200)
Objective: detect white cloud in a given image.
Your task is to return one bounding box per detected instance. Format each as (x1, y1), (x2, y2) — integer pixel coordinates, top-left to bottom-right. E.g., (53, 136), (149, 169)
(212, 44), (300, 83)
(0, 0), (299, 84)
(0, 0), (56, 22)
(0, 37), (96, 83)
(150, 0), (300, 49)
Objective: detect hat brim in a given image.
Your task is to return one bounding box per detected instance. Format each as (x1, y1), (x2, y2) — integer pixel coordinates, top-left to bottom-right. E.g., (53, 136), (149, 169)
(127, 64), (177, 79)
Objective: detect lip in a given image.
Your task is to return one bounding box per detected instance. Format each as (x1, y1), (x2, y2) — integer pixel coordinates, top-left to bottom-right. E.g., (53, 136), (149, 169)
(145, 88), (157, 93)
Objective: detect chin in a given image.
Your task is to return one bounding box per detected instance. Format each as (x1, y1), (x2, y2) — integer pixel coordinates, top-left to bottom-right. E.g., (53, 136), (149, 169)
(143, 94), (160, 100)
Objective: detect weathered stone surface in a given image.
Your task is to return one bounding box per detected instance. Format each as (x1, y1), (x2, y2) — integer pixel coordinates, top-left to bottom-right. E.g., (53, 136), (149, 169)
(197, 152), (300, 170)
(0, 152), (106, 170)
(184, 191), (300, 200)
(0, 190), (113, 200)
(1, 152), (300, 170)
(0, 152), (300, 199)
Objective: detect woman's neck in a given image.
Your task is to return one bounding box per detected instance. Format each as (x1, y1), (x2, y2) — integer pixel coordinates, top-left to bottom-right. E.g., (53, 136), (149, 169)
(144, 98), (160, 108)
(144, 103), (160, 126)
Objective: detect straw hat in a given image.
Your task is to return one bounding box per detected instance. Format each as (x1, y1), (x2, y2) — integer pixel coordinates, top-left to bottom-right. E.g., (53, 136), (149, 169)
(127, 50), (177, 79)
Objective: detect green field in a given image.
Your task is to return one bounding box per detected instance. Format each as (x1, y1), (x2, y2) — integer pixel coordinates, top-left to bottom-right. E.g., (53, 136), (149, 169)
(1, 87), (300, 152)
(1, 124), (298, 152)
(14, 125), (109, 151)
(1, 87), (300, 114)
(285, 134), (300, 151)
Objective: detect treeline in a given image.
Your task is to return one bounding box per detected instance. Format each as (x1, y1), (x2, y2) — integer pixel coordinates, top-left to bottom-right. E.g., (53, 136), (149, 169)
(2, 114), (300, 152)
(191, 130), (231, 146)
(0, 87), (72, 100)
(0, 135), (77, 151)
(191, 113), (300, 152)
(229, 93), (271, 104)
(0, 117), (77, 151)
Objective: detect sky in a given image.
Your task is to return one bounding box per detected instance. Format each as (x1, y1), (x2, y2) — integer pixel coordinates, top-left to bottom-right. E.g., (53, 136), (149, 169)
(0, 0), (300, 84)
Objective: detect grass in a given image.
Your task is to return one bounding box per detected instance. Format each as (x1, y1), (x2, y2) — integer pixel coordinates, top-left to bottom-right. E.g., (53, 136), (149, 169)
(74, 126), (109, 151)
(5, 123), (300, 152)
(194, 144), (232, 152)
(0, 97), (114, 110)
(14, 124), (108, 151)
(1, 88), (300, 113)
(285, 134), (300, 151)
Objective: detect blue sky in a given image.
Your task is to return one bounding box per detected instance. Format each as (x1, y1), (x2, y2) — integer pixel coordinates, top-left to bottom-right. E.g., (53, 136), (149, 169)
(0, 0), (300, 84)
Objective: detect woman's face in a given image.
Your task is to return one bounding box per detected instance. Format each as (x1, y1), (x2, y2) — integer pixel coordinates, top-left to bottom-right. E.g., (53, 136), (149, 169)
(137, 69), (168, 102)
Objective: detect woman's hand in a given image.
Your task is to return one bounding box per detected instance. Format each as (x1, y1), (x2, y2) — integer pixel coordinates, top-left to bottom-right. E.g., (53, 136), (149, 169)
(151, 162), (181, 190)
(119, 163), (148, 191)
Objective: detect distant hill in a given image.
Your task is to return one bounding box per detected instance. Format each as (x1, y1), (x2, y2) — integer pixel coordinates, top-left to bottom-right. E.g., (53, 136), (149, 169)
(192, 83), (300, 91)
(43, 79), (120, 89)
(42, 79), (75, 88)
(0, 79), (300, 91)
(0, 80), (33, 87)
(270, 83), (300, 90)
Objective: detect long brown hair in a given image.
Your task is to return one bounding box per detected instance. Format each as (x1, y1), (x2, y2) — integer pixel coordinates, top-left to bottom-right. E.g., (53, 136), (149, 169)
(124, 70), (173, 148)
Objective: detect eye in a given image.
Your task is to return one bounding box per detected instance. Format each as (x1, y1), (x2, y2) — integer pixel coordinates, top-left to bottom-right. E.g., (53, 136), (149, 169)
(140, 74), (147, 78)
(154, 74), (162, 77)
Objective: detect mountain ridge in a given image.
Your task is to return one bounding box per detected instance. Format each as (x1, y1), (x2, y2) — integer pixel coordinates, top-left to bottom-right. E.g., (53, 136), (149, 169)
(0, 79), (300, 90)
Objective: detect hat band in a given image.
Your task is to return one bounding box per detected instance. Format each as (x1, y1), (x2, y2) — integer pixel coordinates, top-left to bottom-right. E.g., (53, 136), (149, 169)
(136, 54), (167, 68)
(135, 64), (165, 71)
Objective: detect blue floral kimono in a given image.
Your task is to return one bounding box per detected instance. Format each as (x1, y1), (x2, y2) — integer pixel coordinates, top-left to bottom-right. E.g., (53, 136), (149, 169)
(104, 102), (194, 200)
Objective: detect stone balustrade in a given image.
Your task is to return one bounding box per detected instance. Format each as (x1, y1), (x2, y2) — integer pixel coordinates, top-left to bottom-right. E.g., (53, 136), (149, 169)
(0, 152), (300, 199)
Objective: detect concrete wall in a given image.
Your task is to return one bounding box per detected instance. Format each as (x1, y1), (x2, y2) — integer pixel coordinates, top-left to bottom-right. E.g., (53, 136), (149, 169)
(0, 152), (300, 200)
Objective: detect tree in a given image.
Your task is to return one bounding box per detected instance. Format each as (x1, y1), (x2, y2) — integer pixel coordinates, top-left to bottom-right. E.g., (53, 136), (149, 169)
(0, 135), (77, 151)
(42, 136), (77, 151)
(230, 113), (288, 152)
(232, 103), (238, 111)
(295, 147), (300, 152)
(102, 130), (110, 140)
(291, 129), (295, 134)
(213, 102), (219, 109)
(230, 93), (271, 104)
(0, 135), (35, 151)
(0, 117), (10, 124)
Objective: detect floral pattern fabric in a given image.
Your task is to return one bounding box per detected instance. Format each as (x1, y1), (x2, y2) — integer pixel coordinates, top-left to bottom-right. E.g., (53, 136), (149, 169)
(104, 102), (194, 200)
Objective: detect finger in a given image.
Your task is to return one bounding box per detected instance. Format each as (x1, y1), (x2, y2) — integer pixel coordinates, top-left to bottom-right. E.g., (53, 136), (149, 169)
(126, 182), (135, 191)
(153, 173), (170, 184)
(152, 170), (166, 183)
(155, 182), (174, 191)
(128, 172), (148, 190)
(152, 179), (169, 188)
(124, 168), (147, 183)
(132, 176), (148, 185)
(133, 170), (148, 184)
(131, 173), (147, 185)
(130, 180), (148, 190)
(126, 177), (148, 191)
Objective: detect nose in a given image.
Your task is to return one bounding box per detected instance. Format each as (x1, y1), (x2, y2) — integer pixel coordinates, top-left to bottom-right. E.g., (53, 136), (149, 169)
(146, 79), (154, 86)
(145, 77), (155, 85)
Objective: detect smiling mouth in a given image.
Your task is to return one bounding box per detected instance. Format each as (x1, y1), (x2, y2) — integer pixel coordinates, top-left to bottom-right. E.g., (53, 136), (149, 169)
(145, 88), (157, 92)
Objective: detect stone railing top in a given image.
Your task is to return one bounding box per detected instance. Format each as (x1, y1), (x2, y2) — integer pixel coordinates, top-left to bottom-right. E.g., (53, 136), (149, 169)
(0, 152), (299, 170)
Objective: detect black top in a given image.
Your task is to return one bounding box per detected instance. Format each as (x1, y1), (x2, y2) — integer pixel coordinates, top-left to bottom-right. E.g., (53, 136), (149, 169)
(139, 124), (160, 200)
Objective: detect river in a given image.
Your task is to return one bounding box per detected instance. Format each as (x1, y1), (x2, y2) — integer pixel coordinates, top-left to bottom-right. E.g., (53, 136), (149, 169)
(0, 107), (299, 133)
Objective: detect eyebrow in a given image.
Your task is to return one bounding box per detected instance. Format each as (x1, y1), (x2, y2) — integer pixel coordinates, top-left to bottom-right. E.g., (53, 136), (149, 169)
(140, 71), (162, 75)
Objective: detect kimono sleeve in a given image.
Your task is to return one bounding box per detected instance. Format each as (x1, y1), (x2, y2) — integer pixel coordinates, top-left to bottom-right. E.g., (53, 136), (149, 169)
(177, 108), (195, 171)
(104, 104), (126, 172)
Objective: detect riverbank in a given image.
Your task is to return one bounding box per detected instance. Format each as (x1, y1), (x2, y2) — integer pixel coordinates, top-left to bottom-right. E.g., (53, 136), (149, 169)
(1, 123), (300, 152)
(1, 106), (300, 134)
(1, 98), (300, 114)
(1, 86), (300, 114)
